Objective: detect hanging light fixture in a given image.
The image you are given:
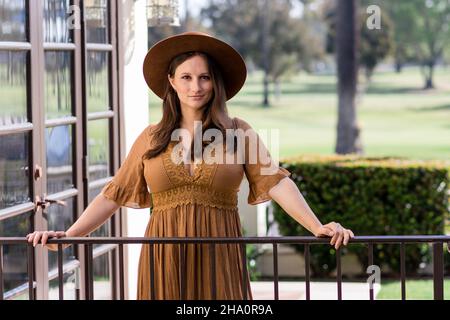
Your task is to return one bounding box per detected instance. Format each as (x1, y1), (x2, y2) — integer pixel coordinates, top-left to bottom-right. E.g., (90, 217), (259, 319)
(85, 0), (107, 28)
(146, 0), (180, 27)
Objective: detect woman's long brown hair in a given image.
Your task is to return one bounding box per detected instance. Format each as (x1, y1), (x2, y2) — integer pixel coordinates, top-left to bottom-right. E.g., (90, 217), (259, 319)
(143, 51), (233, 160)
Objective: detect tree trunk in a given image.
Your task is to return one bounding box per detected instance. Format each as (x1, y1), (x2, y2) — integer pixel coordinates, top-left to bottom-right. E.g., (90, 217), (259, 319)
(394, 47), (404, 73)
(261, 0), (270, 107)
(395, 61), (403, 73)
(263, 73), (269, 106)
(335, 0), (363, 155)
(183, 0), (190, 32)
(424, 62), (435, 89)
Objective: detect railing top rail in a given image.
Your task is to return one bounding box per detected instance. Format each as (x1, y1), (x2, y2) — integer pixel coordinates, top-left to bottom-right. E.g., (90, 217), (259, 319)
(1, 235), (450, 245)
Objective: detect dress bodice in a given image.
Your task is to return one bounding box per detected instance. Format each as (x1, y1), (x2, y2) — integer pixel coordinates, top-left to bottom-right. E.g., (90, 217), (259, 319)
(101, 117), (290, 211)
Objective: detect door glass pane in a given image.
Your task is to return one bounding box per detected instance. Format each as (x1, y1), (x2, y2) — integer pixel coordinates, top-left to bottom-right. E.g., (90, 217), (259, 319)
(48, 267), (80, 300)
(43, 0), (73, 43)
(89, 185), (112, 249)
(0, 132), (30, 210)
(85, 0), (109, 44)
(91, 219), (111, 250)
(93, 251), (112, 300)
(86, 51), (109, 112)
(47, 197), (76, 271)
(0, 0), (27, 42)
(44, 51), (73, 119)
(0, 51), (28, 126)
(88, 119), (110, 181)
(0, 212), (32, 299)
(46, 125), (74, 194)
(88, 185), (103, 203)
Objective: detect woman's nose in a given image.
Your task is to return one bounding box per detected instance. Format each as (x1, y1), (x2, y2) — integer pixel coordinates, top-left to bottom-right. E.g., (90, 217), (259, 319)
(191, 78), (202, 92)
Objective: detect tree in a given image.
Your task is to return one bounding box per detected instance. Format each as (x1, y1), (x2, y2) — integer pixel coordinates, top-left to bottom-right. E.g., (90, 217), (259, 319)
(411, 0), (450, 89)
(335, 0), (363, 155)
(201, 0), (323, 106)
(325, 1), (394, 82)
(359, 6), (394, 81)
(147, 0), (208, 49)
(387, 0), (450, 88)
(383, 0), (418, 72)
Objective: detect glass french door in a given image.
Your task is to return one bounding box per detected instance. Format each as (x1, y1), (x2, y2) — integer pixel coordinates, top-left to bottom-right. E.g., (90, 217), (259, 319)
(0, 0), (121, 300)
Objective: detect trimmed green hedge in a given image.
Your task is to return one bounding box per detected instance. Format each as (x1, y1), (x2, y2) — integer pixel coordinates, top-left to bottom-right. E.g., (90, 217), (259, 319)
(273, 155), (450, 277)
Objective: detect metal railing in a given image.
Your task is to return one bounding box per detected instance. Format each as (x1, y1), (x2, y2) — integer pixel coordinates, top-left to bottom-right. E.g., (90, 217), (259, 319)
(0, 235), (449, 300)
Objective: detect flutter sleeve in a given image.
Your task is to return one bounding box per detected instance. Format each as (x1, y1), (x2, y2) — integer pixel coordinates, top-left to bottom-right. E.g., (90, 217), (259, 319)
(234, 117), (291, 205)
(101, 126), (152, 209)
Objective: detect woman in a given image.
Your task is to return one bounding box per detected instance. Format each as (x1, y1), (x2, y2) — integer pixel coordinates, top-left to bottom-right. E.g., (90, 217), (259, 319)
(27, 32), (354, 300)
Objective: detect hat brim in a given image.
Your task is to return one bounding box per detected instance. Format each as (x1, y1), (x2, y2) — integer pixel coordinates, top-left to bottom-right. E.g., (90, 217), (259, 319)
(143, 32), (247, 101)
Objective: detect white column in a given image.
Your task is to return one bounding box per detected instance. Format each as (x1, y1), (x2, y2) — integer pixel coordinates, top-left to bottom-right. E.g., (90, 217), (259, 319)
(121, 0), (149, 300)
(238, 178), (259, 236)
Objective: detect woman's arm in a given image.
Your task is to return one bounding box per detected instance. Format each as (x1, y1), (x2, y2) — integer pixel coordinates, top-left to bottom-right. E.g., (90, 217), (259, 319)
(268, 177), (354, 249)
(65, 193), (120, 237)
(27, 194), (120, 250)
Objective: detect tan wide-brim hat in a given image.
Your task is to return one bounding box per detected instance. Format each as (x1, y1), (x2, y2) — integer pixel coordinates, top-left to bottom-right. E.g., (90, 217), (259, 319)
(143, 31), (247, 101)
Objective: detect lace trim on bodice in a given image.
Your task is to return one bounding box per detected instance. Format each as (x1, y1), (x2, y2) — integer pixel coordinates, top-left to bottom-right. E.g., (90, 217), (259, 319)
(151, 184), (238, 211)
(162, 141), (217, 186)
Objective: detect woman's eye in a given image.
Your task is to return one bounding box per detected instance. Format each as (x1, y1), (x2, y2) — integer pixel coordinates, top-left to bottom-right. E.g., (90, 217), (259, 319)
(180, 75), (209, 80)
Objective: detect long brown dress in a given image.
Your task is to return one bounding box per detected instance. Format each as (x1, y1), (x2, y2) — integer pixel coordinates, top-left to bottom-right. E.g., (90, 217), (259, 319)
(101, 117), (290, 300)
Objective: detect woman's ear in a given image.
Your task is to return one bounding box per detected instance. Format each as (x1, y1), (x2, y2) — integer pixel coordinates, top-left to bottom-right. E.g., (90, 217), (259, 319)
(168, 74), (176, 91)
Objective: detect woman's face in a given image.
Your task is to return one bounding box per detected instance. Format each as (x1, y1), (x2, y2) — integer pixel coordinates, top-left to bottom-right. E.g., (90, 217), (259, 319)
(168, 55), (214, 113)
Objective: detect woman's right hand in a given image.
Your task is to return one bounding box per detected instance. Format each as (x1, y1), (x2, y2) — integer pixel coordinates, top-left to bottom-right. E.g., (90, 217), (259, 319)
(26, 231), (67, 251)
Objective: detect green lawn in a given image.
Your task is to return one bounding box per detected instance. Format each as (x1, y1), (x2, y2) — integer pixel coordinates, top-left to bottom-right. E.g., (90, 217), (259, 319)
(149, 66), (450, 160)
(377, 279), (450, 300)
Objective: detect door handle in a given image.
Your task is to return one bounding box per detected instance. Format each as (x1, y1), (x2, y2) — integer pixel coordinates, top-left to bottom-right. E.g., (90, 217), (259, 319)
(35, 196), (67, 210)
(34, 164), (43, 181)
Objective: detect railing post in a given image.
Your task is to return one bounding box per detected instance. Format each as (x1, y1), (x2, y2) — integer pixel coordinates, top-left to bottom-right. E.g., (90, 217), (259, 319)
(304, 243), (310, 300)
(336, 248), (342, 300)
(368, 243), (374, 300)
(180, 243), (186, 299)
(57, 244), (64, 300)
(118, 244), (124, 300)
(0, 245), (3, 300)
(149, 243), (155, 300)
(272, 243), (279, 300)
(241, 243), (247, 300)
(27, 243), (34, 300)
(209, 243), (216, 300)
(85, 243), (94, 300)
(432, 242), (444, 300)
(400, 243), (406, 300)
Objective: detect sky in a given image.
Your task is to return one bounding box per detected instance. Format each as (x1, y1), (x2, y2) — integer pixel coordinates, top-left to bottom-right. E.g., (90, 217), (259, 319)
(179, 0), (208, 19)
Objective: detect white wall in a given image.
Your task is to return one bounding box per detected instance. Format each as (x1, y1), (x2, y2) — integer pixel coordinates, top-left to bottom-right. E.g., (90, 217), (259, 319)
(238, 178), (259, 236)
(120, 0), (149, 300)
(118, 0), (263, 299)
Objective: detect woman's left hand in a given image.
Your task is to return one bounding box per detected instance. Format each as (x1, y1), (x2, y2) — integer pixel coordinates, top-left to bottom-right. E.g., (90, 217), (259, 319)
(314, 222), (354, 250)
